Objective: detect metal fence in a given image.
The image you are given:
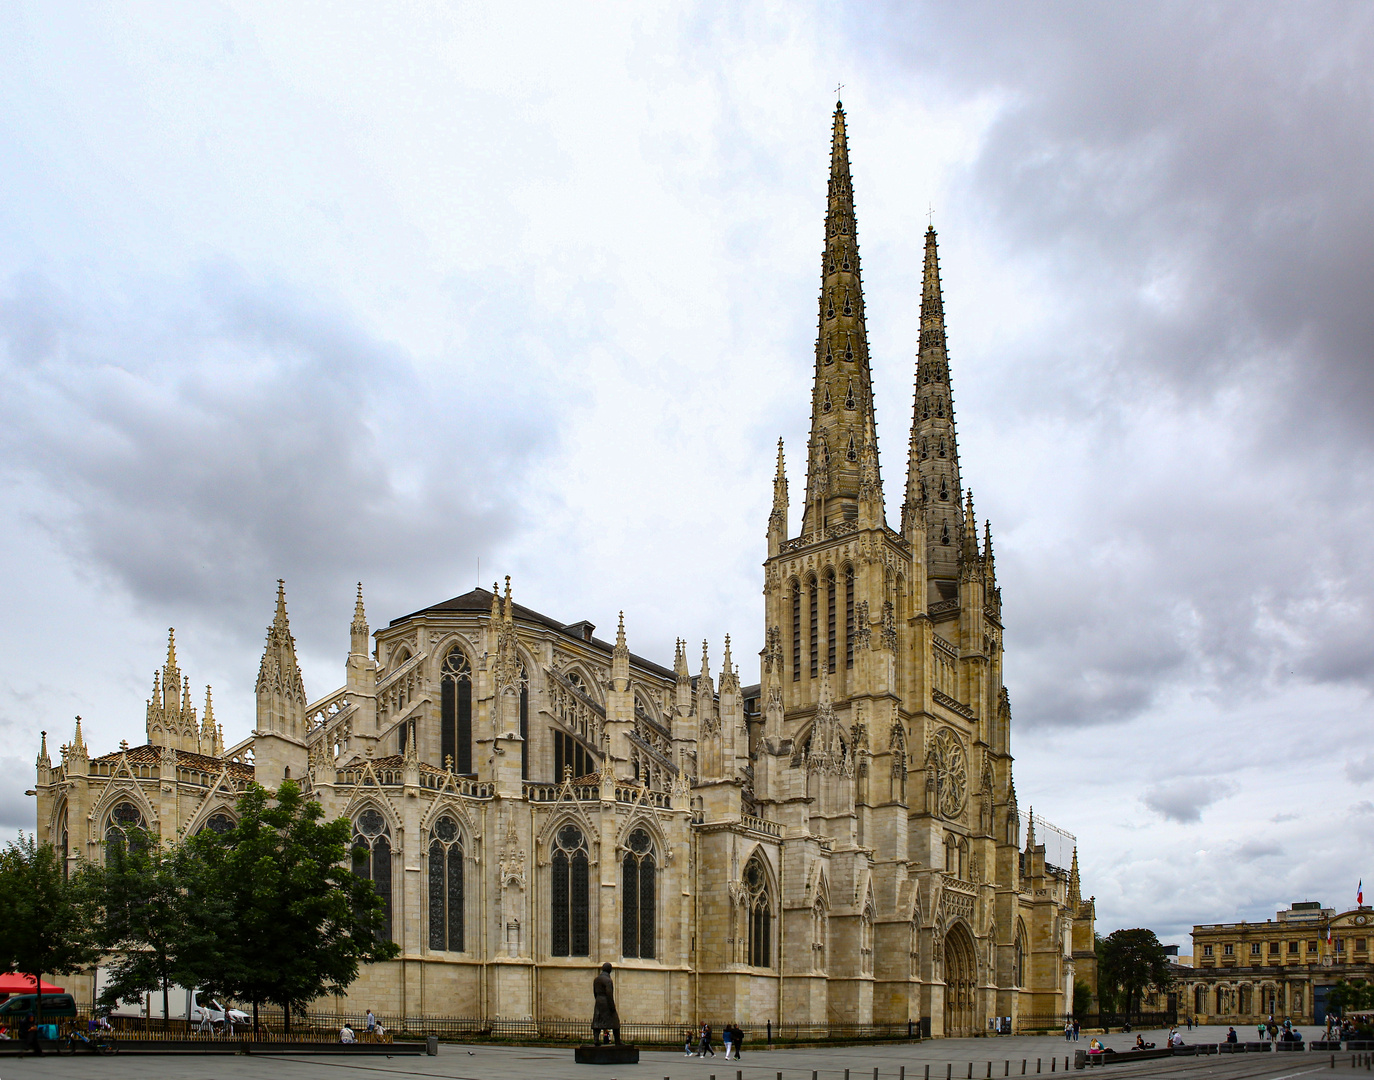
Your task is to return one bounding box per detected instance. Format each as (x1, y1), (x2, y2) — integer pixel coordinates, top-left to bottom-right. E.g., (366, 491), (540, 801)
(1016, 1011), (1176, 1032)
(77, 1005), (920, 1046)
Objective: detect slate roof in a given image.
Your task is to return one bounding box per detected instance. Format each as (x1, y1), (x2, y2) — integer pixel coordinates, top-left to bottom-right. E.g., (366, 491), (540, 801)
(391, 587), (676, 680)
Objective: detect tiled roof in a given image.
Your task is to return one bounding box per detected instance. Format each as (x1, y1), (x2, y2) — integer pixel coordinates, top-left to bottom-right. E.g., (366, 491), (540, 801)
(90, 743), (255, 782)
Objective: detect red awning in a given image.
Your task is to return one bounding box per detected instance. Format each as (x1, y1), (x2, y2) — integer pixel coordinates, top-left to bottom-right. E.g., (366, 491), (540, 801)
(0, 975), (65, 994)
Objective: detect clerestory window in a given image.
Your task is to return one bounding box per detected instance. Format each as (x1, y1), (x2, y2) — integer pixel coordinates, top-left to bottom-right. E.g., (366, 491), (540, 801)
(621, 828), (656, 959)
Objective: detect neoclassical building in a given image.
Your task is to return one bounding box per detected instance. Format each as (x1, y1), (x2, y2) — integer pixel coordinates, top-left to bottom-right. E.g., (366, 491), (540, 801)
(1180, 902), (1374, 1026)
(33, 102), (1095, 1036)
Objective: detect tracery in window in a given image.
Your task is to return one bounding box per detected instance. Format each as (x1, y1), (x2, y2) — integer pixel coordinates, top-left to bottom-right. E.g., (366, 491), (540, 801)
(621, 828), (656, 959)
(844, 566), (855, 670)
(551, 823), (590, 957)
(1013, 924), (1027, 986)
(791, 580), (802, 682)
(352, 808), (393, 942)
(826, 568), (837, 674)
(811, 898), (828, 971)
(745, 854), (773, 968)
(202, 812), (234, 835)
(58, 807), (69, 880)
(808, 576), (819, 679)
(105, 801), (146, 854)
(428, 815), (464, 952)
(441, 647), (473, 774)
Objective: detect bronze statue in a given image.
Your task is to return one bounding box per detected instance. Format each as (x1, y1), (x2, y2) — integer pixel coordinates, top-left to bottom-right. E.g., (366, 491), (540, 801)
(591, 962), (621, 1045)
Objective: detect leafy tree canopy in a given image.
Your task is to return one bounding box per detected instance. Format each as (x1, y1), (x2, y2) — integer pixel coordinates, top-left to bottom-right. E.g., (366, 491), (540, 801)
(1097, 928), (1172, 1018)
(185, 781), (399, 1030)
(0, 835), (99, 1026)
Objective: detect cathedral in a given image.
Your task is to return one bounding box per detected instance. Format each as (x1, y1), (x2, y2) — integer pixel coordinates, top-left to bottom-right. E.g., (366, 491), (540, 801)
(33, 103), (1095, 1036)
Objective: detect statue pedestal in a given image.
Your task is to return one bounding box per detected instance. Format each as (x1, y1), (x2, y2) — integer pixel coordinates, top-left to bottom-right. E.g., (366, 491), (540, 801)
(575, 1045), (640, 1064)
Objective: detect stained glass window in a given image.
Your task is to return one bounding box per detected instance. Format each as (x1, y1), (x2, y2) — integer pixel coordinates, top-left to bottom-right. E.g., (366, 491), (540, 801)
(428, 815), (464, 952)
(745, 854), (772, 968)
(622, 828), (656, 959)
(441, 648), (473, 775)
(551, 824), (590, 957)
(203, 812), (234, 835)
(352, 809), (393, 942)
(105, 801), (146, 854)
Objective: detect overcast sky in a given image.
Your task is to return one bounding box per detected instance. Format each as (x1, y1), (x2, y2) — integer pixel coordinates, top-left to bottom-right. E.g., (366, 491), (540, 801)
(2, 1), (1372, 946)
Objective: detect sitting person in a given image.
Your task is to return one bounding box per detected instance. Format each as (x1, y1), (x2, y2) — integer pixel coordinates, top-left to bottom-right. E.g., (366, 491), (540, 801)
(1169, 1030), (1184, 1048)
(1088, 1037), (1104, 1053)
(1226, 1027), (1238, 1043)
(340, 1023), (356, 1044)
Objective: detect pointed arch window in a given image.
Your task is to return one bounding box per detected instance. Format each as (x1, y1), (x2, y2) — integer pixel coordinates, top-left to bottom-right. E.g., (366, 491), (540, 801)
(105, 801), (146, 854)
(551, 824), (590, 957)
(352, 809), (393, 942)
(791, 580), (802, 682)
(844, 566), (856, 669)
(745, 855), (773, 968)
(441, 648), (473, 775)
(202, 812), (234, 836)
(428, 815), (464, 952)
(58, 806), (69, 880)
(860, 903), (875, 974)
(807, 575), (819, 679)
(826, 568), (837, 674)
(520, 666), (530, 780)
(621, 828), (656, 959)
(822, 387), (832, 413)
(1013, 923), (1027, 987)
(811, 897), (828, 972)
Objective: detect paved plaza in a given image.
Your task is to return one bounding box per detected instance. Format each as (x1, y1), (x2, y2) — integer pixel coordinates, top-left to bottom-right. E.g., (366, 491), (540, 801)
(2, 1027), (1368, 1080)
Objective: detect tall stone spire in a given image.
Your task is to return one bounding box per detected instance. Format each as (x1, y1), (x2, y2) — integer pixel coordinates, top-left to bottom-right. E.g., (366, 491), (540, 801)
(256, 580), (307, 741)
(350, 582), (369, 657)
(906, 225), (965, 597)
(802, 100), (883, 536)
(768, 439), (789, 556)
(163, 628), (181, 714)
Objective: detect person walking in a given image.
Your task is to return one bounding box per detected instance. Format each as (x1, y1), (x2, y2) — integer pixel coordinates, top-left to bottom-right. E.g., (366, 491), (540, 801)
(1064, 1020), (1073, 1041)
(366, 1009), (376, 1036)
(1073, 1018), (1080, 1041)
(723, 1024), (735, 1059)
(698, 1022), (715, 1057)
(685, 1030), (695, 1056)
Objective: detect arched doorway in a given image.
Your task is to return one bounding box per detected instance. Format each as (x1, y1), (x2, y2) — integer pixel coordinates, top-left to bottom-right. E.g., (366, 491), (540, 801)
(944, 922), (978, 1037)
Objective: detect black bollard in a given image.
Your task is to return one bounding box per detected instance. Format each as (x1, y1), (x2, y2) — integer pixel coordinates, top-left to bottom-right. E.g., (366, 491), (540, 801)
(768, 1021), (772, 1047)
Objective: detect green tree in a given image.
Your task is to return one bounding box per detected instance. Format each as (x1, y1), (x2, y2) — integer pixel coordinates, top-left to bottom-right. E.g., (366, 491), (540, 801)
(0, 835), (99, 1034)
(1073, 980), (1094, 1019)
(187, 781), (398, 1032)
(1328, 978), (1374, 1018)
(1097, 928), (1172, 1020)
(91, 828), (228, 1028)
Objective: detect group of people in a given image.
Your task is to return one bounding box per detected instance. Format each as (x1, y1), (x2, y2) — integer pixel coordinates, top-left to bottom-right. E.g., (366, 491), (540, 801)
(1062, 1019), (1081, 1041)
(683, 1022), (746, 1059)
(339, 1008), (386, 1044)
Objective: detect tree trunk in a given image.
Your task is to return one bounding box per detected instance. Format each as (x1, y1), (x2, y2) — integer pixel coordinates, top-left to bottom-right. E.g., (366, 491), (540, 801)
(253, 998), (259, 1036)
(162, 976), (170, 1032)
(33, 972), (43, 1044)
(284, 1005), (291, 1035)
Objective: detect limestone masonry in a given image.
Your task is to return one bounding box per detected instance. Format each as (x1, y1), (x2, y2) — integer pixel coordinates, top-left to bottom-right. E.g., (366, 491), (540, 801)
(34, 103), (1096, 1036)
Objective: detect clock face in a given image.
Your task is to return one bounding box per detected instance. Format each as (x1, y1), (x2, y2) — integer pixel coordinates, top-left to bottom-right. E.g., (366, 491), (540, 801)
(1356, 915), (1368, 926)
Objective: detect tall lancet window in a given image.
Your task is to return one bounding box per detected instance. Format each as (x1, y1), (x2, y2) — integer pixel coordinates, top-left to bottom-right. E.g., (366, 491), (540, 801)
(791, 580), (802, 682)
(351, 808), (393, 942)
(808, 575), (819, 679)
(441, 647), (473, 775)
(745, 854), (773, 968)
(551, 824), (590, 957)
(826, 568), (837, 674)
(428, 815), (464, 952)
(844, 565), (855, 669)
(621, 828), (656, 959)
(520, 666), (530, 780)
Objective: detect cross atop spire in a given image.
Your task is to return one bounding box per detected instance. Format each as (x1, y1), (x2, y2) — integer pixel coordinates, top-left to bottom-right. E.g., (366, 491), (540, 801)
(801, 102), (884, 536)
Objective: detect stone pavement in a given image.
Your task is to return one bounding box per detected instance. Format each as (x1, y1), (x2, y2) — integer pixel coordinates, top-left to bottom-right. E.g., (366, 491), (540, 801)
(2, 1027), (1363, 1080)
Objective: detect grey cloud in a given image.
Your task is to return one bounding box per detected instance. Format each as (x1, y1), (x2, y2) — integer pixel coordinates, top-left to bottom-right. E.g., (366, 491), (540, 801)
(1347, 756), (1374, 784)
(1142, 778), (1235, 824)
(852, 2), (1374, 726)
(1235, 839), (1284, 862)
(0, 263), (555, 660)
(0, 757), (36, 833)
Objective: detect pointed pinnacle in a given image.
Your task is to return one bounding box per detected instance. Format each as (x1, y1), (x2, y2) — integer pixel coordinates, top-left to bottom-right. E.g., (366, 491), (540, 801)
(700, 640), (711, 680)
(616, 611), (626, 647)
(503, 575), (513, 620)
(73, 715), (85, 751)
(166, 628), (177, 670)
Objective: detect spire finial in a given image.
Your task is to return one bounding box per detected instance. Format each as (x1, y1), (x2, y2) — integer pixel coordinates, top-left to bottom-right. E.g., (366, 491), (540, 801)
(503, 575), (513, 621)
(166, 627), (177, 670)
(802, 100), (884, 535)
(72, 715), (85, 753)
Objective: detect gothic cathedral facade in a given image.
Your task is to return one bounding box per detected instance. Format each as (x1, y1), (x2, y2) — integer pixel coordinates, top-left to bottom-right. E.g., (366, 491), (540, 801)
(33, 103), (1095, 1036)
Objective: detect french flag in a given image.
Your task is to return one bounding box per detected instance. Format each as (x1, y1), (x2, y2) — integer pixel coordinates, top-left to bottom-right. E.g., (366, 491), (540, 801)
(1360, 880), (1364, 907)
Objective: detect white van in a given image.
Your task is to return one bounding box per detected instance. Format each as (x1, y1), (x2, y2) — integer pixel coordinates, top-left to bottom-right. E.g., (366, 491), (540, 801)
(93, 970), (249, 1030)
